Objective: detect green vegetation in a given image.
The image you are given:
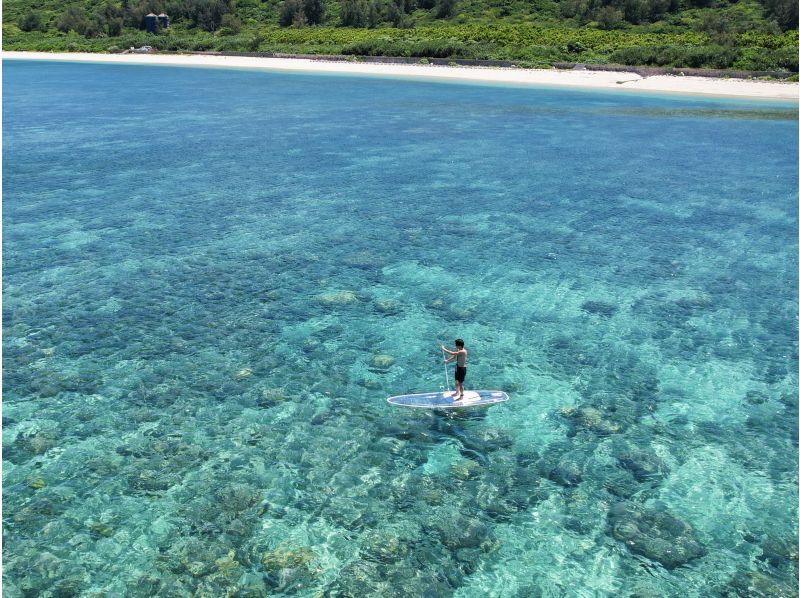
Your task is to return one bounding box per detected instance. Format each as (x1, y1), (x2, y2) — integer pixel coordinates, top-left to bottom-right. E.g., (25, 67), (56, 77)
(3, 0), (797, 71)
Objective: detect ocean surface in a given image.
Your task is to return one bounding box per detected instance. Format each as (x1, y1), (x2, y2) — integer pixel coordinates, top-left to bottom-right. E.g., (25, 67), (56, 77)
(3, 59), (797, 597)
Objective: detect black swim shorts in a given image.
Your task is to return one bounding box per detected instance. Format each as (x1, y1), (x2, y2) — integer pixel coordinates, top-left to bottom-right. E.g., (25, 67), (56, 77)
(455, 366), (467, 382)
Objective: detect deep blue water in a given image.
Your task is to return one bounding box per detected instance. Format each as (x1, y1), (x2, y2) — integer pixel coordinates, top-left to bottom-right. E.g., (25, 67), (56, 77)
(3, 59), (798, 596)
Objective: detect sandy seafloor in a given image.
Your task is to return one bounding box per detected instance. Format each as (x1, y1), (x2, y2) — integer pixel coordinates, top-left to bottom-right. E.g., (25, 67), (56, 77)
(2, 54), (798, 597)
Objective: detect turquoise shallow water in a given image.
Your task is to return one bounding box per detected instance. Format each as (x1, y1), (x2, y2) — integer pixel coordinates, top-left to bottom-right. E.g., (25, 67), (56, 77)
(3, 60), (798, 596)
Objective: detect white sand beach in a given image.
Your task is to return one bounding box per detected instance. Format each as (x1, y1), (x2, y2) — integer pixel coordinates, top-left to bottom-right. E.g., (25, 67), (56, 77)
(4, 50), (798, 100)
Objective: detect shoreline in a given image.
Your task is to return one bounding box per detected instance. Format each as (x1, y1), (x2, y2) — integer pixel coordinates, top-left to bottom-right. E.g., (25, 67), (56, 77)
(4, 50), (798, 101)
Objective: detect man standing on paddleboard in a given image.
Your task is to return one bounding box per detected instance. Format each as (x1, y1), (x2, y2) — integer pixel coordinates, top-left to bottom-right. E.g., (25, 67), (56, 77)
(441, 339), (467, 400)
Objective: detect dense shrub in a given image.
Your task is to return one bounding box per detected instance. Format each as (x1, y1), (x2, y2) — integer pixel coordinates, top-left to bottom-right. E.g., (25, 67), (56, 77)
(341, 0), (370, 27)
(57, 7), (89, 34)
(342, 37), (475, 57)
(279, 0), (324, 26)
(415, 38), (466, 56)
(608, 44), (661, 65)
(741, 46), (799, 70)
(303, 0), (326, 24)
(18, 11), (43, 32)
(762, 0), (798, 31)
(341, 38), (401, 55)
(187, 0), (234, 31)
(609, 43), (740, 68)
(220, 14), (242, 33)
(435, 0), (458, 18)
(108, 18), (123, 36)
(595, 6), (625, 29)
(385, 2), (408, 26)
(280, 0), (305, 26)
(676, 44), (738, 68)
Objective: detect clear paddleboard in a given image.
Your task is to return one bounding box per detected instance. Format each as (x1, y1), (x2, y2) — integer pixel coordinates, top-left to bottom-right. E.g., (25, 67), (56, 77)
(387, 390), (509, 409)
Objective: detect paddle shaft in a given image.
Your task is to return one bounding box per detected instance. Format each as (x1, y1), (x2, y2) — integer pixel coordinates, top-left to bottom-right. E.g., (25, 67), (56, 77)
(442, 347), (451, 391)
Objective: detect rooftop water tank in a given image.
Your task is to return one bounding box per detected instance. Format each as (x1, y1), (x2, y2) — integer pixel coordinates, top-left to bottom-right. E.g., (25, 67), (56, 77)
(145, 13), (157, 33)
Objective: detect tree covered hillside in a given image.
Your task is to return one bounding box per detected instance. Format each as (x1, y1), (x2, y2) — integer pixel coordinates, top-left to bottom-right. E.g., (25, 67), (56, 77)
(3, 0), (798, 72)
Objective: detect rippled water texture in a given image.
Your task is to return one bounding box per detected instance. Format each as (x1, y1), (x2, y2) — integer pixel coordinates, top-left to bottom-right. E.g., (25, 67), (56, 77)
(3, 60), (798, 596)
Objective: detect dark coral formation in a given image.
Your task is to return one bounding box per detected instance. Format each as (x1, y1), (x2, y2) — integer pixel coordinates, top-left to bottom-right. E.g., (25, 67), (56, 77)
(609, 501), (706, 569)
